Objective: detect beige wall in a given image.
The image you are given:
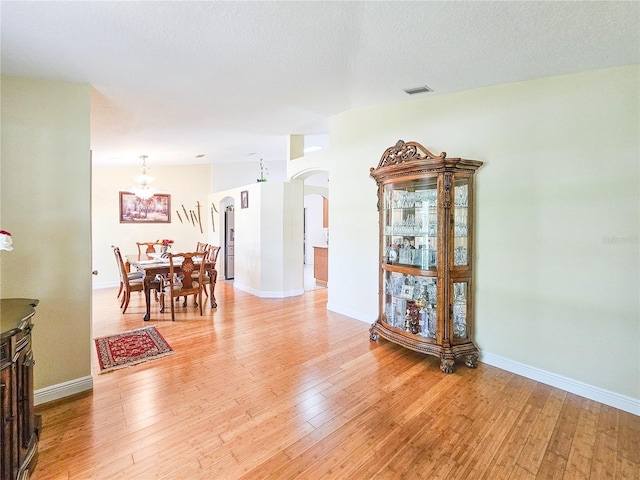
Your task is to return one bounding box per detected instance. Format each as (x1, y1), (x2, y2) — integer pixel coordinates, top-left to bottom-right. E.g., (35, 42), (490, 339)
(323, 65), (639, 406)
(91, 164), (213, 288)
(3, 66), (637, 413)
(1, 76), (92, 393)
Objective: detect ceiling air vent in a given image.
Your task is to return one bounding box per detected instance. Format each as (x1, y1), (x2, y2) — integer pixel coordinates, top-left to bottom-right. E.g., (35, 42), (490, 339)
(404, 85), (433, 95)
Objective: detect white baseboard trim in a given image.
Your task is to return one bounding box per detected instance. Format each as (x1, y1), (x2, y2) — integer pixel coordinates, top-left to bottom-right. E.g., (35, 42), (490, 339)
(233, 282), (304, 298)
(34, 375), (93, 406)
(480, 351), (639, 416)
(326, 303), (375, 324)
(93, 281), (119, 290)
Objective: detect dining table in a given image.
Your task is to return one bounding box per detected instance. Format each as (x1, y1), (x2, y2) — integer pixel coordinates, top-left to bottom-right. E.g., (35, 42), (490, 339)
(125, 253), (218, 321)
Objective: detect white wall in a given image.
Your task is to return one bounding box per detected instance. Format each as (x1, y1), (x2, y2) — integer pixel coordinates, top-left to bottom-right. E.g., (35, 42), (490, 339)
(211, 180), (304, 297)
(304, 194), (325, 264)
(91, 164), (213, 288)
(1, 76), (93, 395)
(324, 65), (639, 409)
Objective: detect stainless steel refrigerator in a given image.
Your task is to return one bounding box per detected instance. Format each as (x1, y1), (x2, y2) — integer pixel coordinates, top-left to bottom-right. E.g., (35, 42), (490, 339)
(225, 210), (234, 279)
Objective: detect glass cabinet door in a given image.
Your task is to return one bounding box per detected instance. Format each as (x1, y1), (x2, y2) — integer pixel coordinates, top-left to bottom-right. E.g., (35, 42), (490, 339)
(453, 178), (469, 267)
(382, 178), (438, 270)
(383, 271), (437, 338)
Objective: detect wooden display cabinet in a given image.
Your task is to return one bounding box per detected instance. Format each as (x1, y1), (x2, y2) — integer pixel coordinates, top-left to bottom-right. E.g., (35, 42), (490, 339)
(369, 140), (483, 373)
(1, 299), (40, 480)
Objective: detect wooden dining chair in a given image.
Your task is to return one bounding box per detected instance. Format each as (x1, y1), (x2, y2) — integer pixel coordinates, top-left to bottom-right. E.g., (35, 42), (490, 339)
(111, 245), (143, 299)
(159, 251), (206, 321)
(136, 242), (163, 300)
(200, 245), (221, 301)
(112, 246), (144, 313)
(178, 242), (213, 305)
(136, 241), (160, 257)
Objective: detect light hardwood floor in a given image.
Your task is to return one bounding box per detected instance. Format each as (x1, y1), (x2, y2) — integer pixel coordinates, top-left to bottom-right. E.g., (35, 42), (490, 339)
(32, 283), (639, 479)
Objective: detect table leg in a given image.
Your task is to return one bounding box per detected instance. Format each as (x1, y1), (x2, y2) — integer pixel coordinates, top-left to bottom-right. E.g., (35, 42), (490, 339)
(143, 277), (152, 321)
(210, 270), (217, 308)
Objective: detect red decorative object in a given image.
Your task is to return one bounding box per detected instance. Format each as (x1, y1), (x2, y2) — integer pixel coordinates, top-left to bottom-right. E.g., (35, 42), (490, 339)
(406, 300), (421, 334)
(94, 326), (174, 373)
(0, 229), (13, 251)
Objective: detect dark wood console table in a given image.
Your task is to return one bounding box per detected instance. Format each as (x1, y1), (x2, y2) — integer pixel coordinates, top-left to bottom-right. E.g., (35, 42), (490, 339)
(1, 298), (40, 480)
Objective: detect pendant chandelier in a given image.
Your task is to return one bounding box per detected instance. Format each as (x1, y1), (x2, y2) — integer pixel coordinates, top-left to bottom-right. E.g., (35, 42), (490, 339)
(130, 155), (157, 200)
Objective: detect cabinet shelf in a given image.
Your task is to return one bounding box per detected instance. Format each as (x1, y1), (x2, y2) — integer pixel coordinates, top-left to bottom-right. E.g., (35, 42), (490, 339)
(382, 263), (436, 276)
(370, 140), (483, 374)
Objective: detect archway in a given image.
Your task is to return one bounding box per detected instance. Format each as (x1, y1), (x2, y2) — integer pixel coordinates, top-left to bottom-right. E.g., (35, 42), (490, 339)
(292, 169), (329, 291)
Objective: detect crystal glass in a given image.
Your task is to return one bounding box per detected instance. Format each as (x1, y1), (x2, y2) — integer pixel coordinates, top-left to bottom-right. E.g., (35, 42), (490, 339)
(452, 281), (467, 338)
(453, 178), (469, 266)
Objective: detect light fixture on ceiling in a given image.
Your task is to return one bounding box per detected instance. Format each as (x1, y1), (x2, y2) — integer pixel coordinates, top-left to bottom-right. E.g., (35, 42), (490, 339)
(404, 85), (433, 95)
(128, 155), (158, 200)
(257, 158), (268, 183)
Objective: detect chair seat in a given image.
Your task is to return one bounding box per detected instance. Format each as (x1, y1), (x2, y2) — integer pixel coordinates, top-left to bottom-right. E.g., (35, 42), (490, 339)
(161, 281), (201, 294)
(191, 272), (210, 283)
(112, 245), (145, 313)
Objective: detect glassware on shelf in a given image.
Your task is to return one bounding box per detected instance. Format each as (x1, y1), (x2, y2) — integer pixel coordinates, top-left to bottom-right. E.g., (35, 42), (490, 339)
(453, 305), (466, 335)
(426, 304), (437, 338)
(383, 273), (438, 335)
(391, 190), (420, 209)
(453, 282), (467, 338)
(454, 213), (468, 236)
(413, 285), (427, 336)
(454, 246), (467, 266)
(454, 183), (468, 207)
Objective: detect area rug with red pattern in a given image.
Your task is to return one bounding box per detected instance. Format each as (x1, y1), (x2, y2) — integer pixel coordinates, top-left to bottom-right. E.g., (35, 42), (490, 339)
(94, 326), (174, 373)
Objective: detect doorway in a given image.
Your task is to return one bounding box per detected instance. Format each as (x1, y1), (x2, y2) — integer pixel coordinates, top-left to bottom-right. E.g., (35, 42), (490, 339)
(303, 172), (329, 291)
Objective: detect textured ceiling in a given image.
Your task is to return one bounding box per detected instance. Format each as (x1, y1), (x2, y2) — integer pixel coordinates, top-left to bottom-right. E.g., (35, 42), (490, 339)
(1, 1), (638, 168)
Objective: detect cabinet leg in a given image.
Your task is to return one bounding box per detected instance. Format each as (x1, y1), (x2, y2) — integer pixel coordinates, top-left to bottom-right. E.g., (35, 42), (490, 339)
(465, 353), (478, 369)
(369, 324), (379, 341)
(440, 356), (455, 374)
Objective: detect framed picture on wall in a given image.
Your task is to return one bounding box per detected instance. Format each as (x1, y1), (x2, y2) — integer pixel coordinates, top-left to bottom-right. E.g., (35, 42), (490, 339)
(241, 190), (249, 209)
(119, 192), (171, 223)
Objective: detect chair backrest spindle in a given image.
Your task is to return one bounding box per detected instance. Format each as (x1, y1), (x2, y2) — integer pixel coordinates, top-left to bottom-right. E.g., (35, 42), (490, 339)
(137, 241), (160, 257)
(206, 245), (221, 265)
